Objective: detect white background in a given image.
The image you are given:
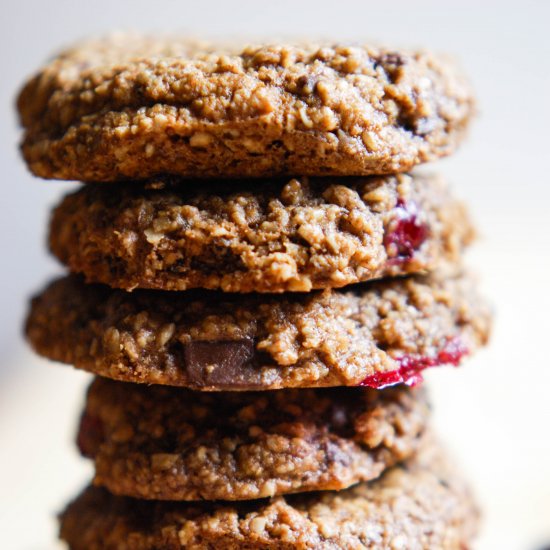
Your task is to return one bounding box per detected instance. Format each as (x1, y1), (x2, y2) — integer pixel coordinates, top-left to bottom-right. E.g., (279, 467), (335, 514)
(1, 1), (549, 548)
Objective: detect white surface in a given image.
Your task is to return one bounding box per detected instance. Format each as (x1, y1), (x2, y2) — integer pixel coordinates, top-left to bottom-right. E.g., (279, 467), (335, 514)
(1, 1), (549, 548)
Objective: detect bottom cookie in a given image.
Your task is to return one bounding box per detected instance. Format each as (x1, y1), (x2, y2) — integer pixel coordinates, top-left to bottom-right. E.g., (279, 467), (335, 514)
(59, 437), (479, 549)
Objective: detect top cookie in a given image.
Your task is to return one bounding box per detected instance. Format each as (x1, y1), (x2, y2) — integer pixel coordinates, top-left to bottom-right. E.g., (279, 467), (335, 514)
(18, 35), (474, 182)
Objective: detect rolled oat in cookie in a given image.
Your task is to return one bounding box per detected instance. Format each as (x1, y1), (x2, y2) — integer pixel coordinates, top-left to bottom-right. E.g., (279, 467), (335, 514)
(25, 270), (491, 390)
(59, 435), (480, 549)
(49, 172), (474, 293)
(78, 377), (429, 501)
(18, 35), (474, 181)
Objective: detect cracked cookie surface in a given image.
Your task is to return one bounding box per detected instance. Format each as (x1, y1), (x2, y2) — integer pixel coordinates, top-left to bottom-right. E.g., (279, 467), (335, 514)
(78, 377), (428, 501)
(59, 436), (479, 549)
(49, 172), (473, 293)
(18, 35), (474, 181)
(25, 270), (491, 390)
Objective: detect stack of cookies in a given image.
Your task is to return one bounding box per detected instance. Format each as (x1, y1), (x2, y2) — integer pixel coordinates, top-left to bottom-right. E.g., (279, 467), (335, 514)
(18, 36), (491, 549)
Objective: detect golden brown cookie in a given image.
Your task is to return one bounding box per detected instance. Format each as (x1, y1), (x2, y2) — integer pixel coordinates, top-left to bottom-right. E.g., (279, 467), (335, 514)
(25, 270), (491, 390)
(50, 172), (473, 293)
(78, 377), (428, 501)
(18, 35), (474, 181)
(59, 436), (479, 549)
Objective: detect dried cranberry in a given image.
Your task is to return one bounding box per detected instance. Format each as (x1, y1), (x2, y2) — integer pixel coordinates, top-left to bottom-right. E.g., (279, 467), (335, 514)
(359, 337), (468, 389)
(384, 200), (429, 263)
(77, 412), (104, 458)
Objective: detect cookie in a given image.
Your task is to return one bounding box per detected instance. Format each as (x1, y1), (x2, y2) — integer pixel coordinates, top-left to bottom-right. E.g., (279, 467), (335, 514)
(78, 377), (428, 501)
(49, 172), (473, 293)
(59, 436), (479, 549)
(18, 35), (474, 182)
(25, 270), (491, 390)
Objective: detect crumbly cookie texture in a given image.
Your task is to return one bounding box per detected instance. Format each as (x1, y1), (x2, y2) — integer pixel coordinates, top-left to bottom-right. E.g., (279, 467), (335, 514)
(59, 436), (479, 549)
(49, 172), (473, 293)
(25, 270), (491, 390)
(78, 377), (428, 501)
(18, 35), (474, 181)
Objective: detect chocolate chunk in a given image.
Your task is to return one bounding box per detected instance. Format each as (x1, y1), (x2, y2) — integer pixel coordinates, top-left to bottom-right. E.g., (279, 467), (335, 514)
(183, 338), (261, 389)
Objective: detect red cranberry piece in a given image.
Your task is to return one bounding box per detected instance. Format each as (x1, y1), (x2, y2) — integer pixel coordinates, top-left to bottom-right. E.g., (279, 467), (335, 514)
(360, 369), (403, 389)
(436, 337), (469, 366)
(77, 412), (104, 458)
(359, 365), (425, 389)
(359, 337), (468, 389)
(384, 200), (429, 262)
